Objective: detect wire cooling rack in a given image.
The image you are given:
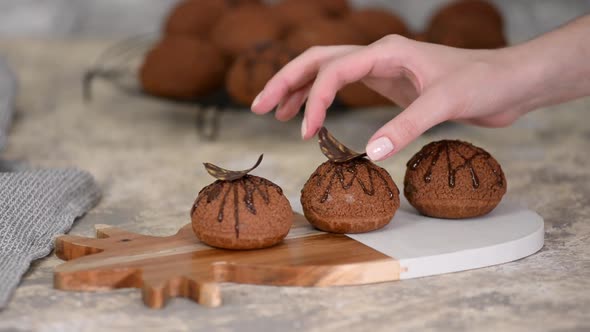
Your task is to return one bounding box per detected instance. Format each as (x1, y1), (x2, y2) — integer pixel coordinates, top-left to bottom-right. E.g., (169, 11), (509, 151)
(83, 34), (235, 141)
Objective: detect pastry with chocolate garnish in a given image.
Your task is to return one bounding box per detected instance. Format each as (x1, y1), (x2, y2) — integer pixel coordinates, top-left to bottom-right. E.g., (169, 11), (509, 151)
(426, 0), (506, 49)
(301, 127), (400, 233)
(211, 6), (285, 57)
(404, 140), (507, 219)
(347, 8), (409, 43)
(139, 36), (226, 99)
(226, 42), (296, 106)
(191, 155), (293, 250)
(163, 0), (260, 39)
(272, 0), (327, 31)
(337, 82), (393, 108)
(285, 18), (366, 54)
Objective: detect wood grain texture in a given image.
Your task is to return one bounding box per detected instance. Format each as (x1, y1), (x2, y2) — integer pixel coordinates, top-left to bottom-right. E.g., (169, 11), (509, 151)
(54, 214), (400, 309)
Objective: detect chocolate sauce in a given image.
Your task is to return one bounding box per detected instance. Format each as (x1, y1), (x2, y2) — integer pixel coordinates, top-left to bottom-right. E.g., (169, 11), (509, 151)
(310, 159), (396, 203)
(407, 140), (504, 189)
(193, 175), (282, 238)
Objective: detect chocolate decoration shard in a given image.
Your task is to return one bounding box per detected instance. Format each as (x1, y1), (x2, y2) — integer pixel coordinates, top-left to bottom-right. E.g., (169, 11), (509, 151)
(203, 154), (263, 181)
(318, 127), (367, 163)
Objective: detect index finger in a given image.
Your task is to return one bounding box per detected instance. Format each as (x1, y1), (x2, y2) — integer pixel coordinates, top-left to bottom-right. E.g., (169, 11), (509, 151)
(250, 45), (359, 114)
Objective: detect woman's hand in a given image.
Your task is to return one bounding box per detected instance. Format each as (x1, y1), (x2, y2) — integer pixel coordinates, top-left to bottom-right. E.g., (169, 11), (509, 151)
(250, 15), (590, 160)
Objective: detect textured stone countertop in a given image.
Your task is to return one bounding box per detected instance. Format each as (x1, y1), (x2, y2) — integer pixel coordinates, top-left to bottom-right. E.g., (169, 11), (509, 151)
(0, 40), (588, 332)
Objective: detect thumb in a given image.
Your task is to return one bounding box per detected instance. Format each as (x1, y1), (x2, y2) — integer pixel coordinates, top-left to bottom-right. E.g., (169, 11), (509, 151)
(365, 89), (454, 161)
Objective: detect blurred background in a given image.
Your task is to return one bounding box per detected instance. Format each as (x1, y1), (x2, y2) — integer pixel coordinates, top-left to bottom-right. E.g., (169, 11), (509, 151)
(1, 0), (588, 139)
(0, 0), (589, 43)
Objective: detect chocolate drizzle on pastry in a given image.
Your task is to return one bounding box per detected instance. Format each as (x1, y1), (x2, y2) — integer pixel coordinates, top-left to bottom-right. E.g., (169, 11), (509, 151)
(407, 140), (504, 189)
(193, 176), (282, 238)
(195, 154), (282, 238)
(312, 127), (395, 203)
(310, 159), (396, 203)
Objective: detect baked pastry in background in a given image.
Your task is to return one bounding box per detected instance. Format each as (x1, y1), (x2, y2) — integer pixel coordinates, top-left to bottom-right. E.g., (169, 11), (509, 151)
(226, 42), (295, 106)
(163, 0), (260, 38)
(337, 82), (393, 108)
(152, 0), (507, 109)
(412, 32), (429, 42)
(314, 0), (351, 17)
(426, 0), (506, 49)
(285, 18), (366, 54)
(140, 36), (226, 99)
(347, 8), (409, 43)
(301, 128), (400, 233)
(272, 0), (328, 31)
(191, 155), (293, 250)
(404, 140), (507, 219)
(211, 5), (285, 57)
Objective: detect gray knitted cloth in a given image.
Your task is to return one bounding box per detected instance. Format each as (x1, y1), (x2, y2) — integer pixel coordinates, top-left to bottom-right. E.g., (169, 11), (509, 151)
(0, 58), (102, 308)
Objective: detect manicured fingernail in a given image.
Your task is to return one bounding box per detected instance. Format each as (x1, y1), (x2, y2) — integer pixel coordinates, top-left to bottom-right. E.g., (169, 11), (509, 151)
(367, 136), (394, 161)
(301, 116), (307, 139)
(251, 90), (264, 108)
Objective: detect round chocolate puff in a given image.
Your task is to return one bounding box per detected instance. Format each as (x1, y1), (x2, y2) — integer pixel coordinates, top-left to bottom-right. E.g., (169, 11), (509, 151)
(301, 128), (400, 233)
(404, 140), (507, 219)
(426, 0), (506, 49)
(191, 155), (293, 250)
(140, 36), (225, 99)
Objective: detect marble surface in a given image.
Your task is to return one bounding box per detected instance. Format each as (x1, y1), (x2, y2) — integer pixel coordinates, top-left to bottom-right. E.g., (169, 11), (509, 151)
(0, 39), (589, 331)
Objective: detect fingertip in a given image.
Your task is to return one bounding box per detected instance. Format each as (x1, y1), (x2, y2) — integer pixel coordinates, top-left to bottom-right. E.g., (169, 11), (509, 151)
(366, 136), (395, 161)
(302, 87), (334, 139)
(301, 122), (320, 140)
(300, 104), (320, 140)
(300, 117), (307, 139)
(250, 91), (265, 114)
(250, 80), (285, 114)
(300, 112), (320, 140)
(251, 90), (278, 115)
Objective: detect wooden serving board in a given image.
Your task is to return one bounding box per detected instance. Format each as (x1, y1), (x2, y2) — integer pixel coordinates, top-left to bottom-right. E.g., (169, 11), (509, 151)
(54, 214), (400, 308)
(54, 200), (544, 309)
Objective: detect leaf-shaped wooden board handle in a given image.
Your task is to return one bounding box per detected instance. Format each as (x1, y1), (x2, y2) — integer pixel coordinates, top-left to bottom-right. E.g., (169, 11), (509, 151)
(204, 154), (263, 181)
(318, 127), (367, 163)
